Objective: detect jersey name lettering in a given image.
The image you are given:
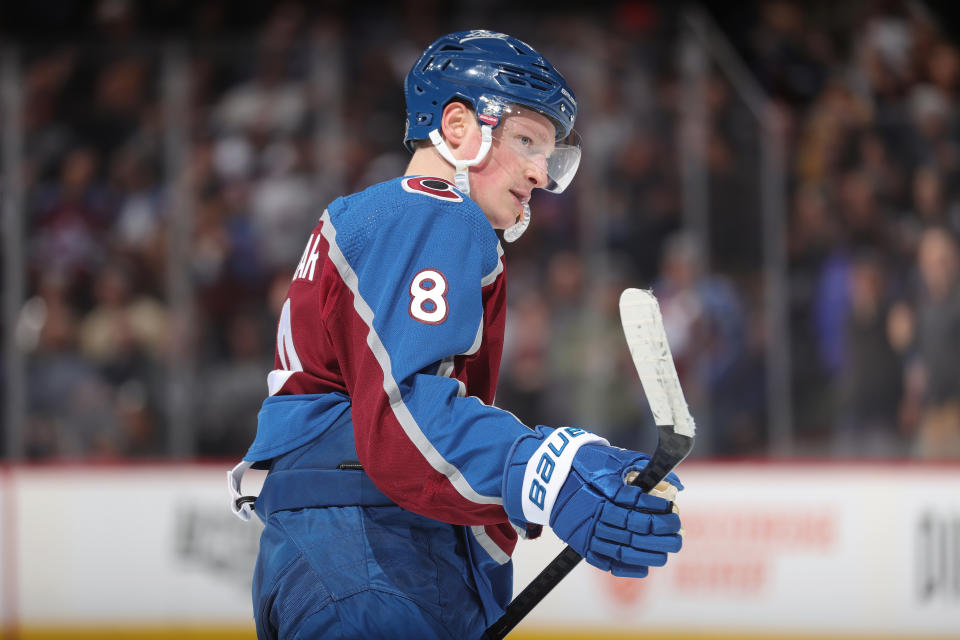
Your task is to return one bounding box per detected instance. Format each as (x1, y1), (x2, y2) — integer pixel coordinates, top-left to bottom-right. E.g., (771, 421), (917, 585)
(277, 298), (302, 372)
(293, 233), (322, 281)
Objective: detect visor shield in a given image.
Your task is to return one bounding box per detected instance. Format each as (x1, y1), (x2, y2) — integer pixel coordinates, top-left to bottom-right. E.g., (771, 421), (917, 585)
(489, 106), (581, 194)
(543, 132), (581, 193)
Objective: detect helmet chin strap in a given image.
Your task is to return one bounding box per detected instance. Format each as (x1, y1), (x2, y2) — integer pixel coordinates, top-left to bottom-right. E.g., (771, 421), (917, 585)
(428, 126), (531, 243)
(503, 202), (530, 243)
(428, 126), (492, 194)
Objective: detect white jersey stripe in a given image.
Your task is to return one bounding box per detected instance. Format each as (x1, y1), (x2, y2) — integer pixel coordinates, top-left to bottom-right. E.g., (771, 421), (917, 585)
(319, 209), (502, 507)
(470, 526), (511, 565)
(480, 242), (505, 287)
(436, 356), (455, 379)
(463, 320), (483, 356)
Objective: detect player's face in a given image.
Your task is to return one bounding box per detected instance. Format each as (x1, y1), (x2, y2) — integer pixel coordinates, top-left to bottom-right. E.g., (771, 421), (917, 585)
(468, 108), (554, 230)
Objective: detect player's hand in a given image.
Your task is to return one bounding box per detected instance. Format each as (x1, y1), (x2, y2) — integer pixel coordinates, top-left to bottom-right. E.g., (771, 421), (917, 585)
(503, 426), (683, 578)
(551, 444), (682, 577)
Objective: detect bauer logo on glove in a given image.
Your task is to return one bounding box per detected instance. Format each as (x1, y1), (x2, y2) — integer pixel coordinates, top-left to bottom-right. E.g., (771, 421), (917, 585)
(520, 426), (608, 523)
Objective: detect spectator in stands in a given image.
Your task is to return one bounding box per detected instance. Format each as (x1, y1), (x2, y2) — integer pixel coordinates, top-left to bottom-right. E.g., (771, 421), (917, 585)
(108, 148), (165, 277)
(213, 52), (307, 138)
(30, 146), (113, 299)
(653, 232), (749, 455)
(899, 227), (960, 458)
(788, 183), (837, 438)
(197, 310), (272, 457)
(77, 258), (167, 383)
(834, 250), (905, 457)
(497, 291), (552, 429)
(23, 272), (121, 458)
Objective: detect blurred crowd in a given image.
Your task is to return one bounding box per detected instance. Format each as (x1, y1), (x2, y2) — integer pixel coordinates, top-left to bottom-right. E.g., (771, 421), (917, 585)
(2, 0), (960, 460)
(744, 0), (960, 459)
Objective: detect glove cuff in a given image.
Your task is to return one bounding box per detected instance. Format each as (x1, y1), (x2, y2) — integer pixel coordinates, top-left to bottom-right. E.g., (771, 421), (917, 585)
(503, 425), (608, 526)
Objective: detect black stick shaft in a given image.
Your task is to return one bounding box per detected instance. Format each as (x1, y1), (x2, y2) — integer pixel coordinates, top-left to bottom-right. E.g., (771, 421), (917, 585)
(482, 545), (583, 640)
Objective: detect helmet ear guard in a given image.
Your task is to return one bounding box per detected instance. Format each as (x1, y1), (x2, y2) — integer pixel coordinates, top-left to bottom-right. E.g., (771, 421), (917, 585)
(427, 126), (493, 194)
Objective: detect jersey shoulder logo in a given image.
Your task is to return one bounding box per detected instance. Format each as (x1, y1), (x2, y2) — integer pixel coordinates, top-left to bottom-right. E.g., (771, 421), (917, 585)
(401, 176), (464, 202)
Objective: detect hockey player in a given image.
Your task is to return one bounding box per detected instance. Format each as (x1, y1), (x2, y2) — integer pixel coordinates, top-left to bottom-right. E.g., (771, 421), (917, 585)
(229, 30), (684, 639)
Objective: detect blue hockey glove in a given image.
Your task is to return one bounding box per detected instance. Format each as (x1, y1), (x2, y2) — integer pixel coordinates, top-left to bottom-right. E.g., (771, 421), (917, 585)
(504, 426), (683, 578)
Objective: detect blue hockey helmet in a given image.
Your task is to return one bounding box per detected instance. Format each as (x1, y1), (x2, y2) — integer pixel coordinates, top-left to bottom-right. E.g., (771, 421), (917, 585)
(404, 30), (578, 152)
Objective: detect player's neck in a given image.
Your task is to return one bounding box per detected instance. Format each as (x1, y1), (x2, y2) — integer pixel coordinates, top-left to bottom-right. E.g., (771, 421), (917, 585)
(404, 147), (456, 183)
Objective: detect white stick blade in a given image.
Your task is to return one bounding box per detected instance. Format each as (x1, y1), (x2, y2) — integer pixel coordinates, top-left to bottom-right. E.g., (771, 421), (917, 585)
(619, 288), (696, 438)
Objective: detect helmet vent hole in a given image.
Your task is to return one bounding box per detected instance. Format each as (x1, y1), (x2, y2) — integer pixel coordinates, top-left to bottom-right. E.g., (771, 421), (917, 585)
(439, 44), (464, 52)
(440, 59), (452, 71)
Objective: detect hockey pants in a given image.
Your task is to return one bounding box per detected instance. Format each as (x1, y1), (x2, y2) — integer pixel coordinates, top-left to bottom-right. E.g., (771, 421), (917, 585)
(252, 504), (489, 639)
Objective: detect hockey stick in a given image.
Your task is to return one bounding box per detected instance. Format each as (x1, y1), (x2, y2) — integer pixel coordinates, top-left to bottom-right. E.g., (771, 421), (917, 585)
(483, 288), (696, 639)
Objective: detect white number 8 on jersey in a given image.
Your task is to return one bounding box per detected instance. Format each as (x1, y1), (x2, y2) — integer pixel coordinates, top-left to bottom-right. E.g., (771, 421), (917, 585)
(409, 269), (448, 324)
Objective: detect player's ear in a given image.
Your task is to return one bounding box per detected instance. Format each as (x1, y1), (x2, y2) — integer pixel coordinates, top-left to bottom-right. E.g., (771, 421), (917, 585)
(439, 101), (476, 150)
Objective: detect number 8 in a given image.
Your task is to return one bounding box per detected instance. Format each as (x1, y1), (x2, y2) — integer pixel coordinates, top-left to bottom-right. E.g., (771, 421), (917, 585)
(409, 269), (448, 324)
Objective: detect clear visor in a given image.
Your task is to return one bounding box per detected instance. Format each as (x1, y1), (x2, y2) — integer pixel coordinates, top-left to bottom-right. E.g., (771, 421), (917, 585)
(488, 105), (582, 194)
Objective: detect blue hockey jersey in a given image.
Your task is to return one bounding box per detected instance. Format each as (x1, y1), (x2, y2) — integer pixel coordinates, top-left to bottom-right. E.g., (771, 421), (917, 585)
(242, 176), (537, 623)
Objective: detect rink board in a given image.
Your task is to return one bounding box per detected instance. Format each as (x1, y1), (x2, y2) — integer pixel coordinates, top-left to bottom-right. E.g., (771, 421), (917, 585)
(0, 462), (957, 639)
